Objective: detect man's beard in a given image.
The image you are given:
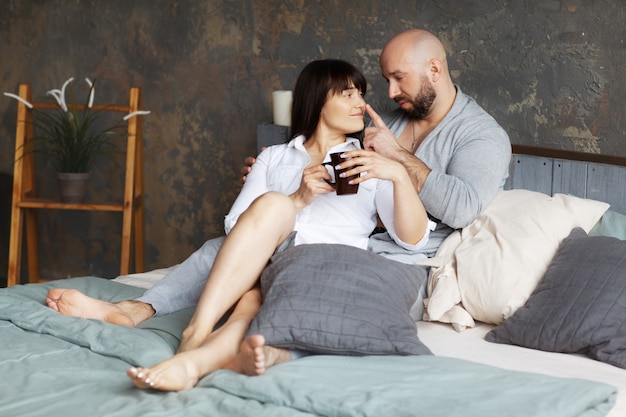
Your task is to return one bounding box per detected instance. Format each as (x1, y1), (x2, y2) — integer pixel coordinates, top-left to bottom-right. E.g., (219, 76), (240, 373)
(398, 81), (436, 120)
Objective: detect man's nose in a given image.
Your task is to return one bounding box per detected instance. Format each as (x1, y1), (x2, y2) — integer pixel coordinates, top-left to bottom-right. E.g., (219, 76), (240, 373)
(388, 80), (400, 98)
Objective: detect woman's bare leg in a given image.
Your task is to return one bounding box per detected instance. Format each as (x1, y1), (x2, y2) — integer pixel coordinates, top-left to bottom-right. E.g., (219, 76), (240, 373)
(178, 192), (297, 352)
(128, 288), (262, 391)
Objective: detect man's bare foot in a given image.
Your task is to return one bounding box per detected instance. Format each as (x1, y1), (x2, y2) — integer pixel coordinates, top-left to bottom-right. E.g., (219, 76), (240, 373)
(46, 288), (154, 326)
(226, 334), (292, 376)
(127, 352), (201, 392)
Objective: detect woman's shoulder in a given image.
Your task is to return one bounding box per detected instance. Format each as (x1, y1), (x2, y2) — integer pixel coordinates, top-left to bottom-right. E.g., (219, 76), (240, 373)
(260, 141), (289, 155)
(256, 139), (304, 166)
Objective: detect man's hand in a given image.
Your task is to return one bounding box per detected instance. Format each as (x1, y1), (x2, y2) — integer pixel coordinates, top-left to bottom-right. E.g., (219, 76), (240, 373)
(363, 104), (404, 158)
(239, 156), (256, 184)
(363, 104), (431, 193)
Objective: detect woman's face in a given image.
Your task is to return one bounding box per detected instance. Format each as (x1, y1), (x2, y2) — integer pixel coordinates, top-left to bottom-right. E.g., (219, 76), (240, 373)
(319, 85), (366, 134)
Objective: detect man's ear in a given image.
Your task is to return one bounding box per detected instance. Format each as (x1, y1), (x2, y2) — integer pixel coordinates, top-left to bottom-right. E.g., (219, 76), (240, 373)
(429, 58), (443, 82)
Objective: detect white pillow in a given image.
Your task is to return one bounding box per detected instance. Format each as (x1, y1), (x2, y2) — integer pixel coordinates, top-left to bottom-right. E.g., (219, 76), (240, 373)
(423, 189), (609, 326)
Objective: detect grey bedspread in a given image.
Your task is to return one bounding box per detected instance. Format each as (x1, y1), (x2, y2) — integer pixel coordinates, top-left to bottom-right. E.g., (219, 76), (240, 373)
(0, 277), (617, 417)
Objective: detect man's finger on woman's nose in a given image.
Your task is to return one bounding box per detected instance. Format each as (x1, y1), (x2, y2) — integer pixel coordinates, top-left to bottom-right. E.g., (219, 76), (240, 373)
(366, 104), (388, 128)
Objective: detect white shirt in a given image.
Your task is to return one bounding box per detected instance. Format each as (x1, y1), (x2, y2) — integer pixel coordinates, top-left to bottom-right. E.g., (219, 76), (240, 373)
(224, 135), (433, 251)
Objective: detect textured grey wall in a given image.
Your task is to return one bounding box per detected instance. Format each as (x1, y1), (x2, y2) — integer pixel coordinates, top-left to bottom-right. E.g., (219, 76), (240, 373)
(1, 0), (625, 282)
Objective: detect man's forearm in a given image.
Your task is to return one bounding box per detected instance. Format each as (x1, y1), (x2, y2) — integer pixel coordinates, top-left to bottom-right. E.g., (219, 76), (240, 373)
(393, 149), (432, 194)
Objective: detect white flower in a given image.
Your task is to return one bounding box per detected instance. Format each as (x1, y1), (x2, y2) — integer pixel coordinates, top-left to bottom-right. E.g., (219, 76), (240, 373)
(45, 77), (74, 112)
(85, 78), (94, 108)
(60, 77), (74, 105)
(2, 92), (33, 109)
(123, 110), (151, 121)
(46, 89), (65, 111)
(5, 77), (151, 123)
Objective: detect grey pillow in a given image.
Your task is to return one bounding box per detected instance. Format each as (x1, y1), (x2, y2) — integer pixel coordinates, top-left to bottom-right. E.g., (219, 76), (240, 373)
(486, 228), (626, 368)
(247, 244), (432, 356)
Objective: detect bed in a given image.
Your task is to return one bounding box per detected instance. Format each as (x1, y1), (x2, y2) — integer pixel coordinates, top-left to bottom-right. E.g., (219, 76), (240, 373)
(1, 145), (625, 417)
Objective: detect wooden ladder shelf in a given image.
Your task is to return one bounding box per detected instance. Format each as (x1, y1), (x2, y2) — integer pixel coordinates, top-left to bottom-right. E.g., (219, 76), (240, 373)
(7, 83), (146, 286)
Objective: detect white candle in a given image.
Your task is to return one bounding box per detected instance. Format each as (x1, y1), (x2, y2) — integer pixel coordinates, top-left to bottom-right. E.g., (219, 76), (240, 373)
(272, 90), (292, 126)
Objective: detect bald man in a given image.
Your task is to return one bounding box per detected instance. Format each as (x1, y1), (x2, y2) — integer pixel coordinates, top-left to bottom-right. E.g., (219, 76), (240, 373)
(46, 29), (511, 385)
(355, 28), (512, 261)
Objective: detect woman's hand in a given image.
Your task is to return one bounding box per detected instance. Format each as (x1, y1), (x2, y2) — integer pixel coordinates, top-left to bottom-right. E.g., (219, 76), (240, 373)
(289, 165), (335, 210)
(336, 149), (409, 185)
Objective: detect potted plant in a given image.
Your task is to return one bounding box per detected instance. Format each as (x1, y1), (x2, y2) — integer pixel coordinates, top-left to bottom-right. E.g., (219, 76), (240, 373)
(5, 78), (149, 203)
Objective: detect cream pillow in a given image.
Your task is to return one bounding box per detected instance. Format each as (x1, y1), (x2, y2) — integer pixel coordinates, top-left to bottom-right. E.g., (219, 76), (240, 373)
(424, 189), (609, 327)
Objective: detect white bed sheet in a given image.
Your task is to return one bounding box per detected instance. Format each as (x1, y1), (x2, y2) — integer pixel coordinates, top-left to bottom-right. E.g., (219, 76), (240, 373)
(418, 321), (623, 417)
(114, 270), (623, 417)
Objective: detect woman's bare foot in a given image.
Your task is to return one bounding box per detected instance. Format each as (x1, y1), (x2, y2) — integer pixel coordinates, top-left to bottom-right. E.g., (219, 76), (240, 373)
(127, 292), (263, 391)
(226, 334), (292, 376)
(127, 352), (202, 392)
(178, 324), (215, 353)
(46, 288), (154, 326)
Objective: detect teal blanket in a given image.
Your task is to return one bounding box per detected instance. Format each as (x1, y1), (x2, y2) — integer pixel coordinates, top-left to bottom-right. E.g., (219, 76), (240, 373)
(0, 277), (617, 417)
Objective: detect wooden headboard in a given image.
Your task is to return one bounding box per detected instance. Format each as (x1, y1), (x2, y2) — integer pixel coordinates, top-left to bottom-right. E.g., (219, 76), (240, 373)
(508, 145), (626, 214)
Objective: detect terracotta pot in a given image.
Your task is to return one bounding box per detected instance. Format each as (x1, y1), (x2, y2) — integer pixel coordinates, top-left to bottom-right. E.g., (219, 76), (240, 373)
(57, 172), (90, 203)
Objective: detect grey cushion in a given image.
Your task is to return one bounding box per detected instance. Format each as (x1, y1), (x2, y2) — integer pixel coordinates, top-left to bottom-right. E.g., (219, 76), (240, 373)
(247, 244), (432, 356)
(486, 227), (626, 368)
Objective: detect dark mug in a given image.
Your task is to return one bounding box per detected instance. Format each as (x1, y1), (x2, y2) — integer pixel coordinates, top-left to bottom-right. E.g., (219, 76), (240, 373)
(323, 152), (359, 195)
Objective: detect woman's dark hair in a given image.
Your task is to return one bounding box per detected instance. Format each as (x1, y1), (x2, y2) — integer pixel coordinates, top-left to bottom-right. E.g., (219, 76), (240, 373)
(290, 59), (367, 140)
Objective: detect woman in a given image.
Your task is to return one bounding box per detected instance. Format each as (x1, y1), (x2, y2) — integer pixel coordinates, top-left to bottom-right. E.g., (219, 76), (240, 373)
(127, 59), (434, 390)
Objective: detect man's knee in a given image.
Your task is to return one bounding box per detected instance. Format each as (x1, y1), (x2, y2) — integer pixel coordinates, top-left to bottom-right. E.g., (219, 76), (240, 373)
(198, 236), (226, 256)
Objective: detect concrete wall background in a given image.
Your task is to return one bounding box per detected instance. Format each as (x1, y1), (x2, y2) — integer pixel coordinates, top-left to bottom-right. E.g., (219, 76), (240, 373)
(1, 0), (624, 282)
